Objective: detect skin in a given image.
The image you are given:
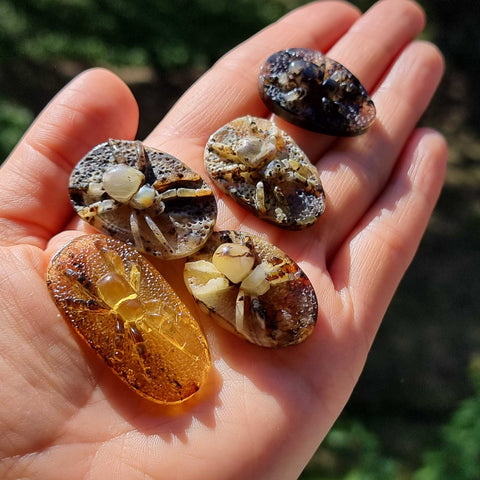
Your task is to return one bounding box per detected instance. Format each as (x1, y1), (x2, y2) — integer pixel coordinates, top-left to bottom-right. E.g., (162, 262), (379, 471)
(0, 1), (447, 479)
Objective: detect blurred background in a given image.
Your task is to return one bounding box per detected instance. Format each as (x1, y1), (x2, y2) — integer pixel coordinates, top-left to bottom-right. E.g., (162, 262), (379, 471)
(1, 0), (478, 478)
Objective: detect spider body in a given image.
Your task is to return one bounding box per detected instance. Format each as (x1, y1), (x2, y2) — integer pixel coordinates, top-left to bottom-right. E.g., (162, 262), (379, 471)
(47, 234), (210, 404)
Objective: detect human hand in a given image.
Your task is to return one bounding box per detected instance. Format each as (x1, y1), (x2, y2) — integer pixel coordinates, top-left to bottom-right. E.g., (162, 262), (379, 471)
(0, 1), (447, 478)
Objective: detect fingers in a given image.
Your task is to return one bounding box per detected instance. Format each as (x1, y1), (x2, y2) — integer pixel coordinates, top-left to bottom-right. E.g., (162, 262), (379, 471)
(320, 40), (445, 260)
(0, 69), (139, 248)
(329, 0), (425, 92)
(330, 127), (447, 340)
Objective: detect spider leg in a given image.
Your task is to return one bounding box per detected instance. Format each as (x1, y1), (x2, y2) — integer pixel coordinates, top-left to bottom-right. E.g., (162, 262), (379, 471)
(209, 142), (239, 161)
(265, 260), (298, 285)
(234, 290), (265, 345)
(113, 316), (126, 363)
(143, 213), (174, 255)
(272, 186), (289, 223)
(127, 321), (152, 378)
(141, 303), (200, 360)
(135, 140), (146, 169)
(76, 199), (117, 224)
(157, 187), (212, 200)
(255, 181), (266, 214)
(135, 140), (156, 185)
(286, 160), (321, 192)
(130, 210), (145, 252)
(235, 288), (246, 335)
(108, 138), (127, 164)
(93, 199), (118, 214)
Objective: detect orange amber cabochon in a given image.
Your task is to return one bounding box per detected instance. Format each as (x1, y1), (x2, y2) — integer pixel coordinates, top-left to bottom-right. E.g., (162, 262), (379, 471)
(46, 234), (210, 404)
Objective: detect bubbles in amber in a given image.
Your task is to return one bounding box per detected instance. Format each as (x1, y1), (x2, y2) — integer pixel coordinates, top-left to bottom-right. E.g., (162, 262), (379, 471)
(47, 234), (210, 404)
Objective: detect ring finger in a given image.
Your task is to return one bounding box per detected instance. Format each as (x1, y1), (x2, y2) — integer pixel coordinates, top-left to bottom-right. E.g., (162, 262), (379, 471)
(318, 39), (445, 261)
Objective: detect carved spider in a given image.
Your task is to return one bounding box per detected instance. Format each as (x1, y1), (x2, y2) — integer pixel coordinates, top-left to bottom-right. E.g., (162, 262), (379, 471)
(258, 48), (376, 136)
(47, 234), (210, 404)
(184, 230), (318, 348)
(205, 116), (325, 229)
(69, 139), (217, 259)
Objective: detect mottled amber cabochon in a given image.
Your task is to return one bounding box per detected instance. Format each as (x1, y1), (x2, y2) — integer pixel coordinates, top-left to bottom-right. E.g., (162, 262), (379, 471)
(184, 230), (318, 348)
(69, 139), (217, 259)
(205, 116), (325, 229)
(47, 234), (210, 404)
(259, 48), (376, 136)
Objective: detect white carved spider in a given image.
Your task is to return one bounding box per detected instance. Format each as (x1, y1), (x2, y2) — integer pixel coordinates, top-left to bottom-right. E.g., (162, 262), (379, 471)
(184, 239), (302, 347)
(207, 117), (321, 224)
(75, 139), (212, 255)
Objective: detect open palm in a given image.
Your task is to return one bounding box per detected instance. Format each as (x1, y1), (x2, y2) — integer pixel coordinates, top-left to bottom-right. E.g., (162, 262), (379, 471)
(0, 1), (447, 479)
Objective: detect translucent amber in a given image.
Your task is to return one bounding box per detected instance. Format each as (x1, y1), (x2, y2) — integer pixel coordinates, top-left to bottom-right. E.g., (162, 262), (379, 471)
(47, 234), (210, 404)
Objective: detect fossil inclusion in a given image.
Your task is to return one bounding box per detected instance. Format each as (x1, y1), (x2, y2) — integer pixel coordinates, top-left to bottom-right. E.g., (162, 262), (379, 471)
(69, 139), (217, 259)
(205, 116), (325, 229)
(184, 230), (318, 348)
(47, 234), (210, 404)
